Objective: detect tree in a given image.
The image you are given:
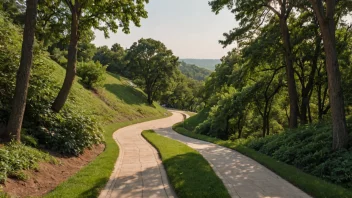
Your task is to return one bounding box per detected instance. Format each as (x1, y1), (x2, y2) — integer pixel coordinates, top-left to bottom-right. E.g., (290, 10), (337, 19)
(93, 44), (126, 74)
(2, 0), (38, 142)
(51, 0), (149, 112)
(125, 38), (179, 105)
(209, 0), (300, 128)
(308, 0), (349, 149)
(0, 0), (25, 25)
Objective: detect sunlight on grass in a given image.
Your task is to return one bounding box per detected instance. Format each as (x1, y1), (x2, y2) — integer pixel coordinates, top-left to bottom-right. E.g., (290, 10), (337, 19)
(142, 130), (230, 198)
(172, 123), (352, 198)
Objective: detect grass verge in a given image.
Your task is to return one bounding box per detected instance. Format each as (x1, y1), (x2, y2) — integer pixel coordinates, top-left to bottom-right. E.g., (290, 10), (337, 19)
(141, 130), (230, 198)
(45, 114), (170, 198)
(172, 123), (352, 198)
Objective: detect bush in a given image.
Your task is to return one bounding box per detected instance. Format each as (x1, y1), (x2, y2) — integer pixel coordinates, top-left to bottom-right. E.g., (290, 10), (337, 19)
(50, 48), (67, 67)
(77, 61), (106, 89)
(246, 124), (352, 188)
(0, 142), (56, 183)
(28, 107), (104, 156)
(0, 14), (104, 156)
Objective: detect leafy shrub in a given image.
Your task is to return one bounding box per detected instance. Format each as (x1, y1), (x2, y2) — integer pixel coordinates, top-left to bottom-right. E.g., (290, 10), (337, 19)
(195, 120), (211, 135)
(50, 48), (67, 67)
(246, 124), (352, 188)
(20, 132), (38, 148)
(28, 107), (104, 156)
(77, 61), (106, 89)
(0, 142), (56, 183)
(0, 14), (104, 156)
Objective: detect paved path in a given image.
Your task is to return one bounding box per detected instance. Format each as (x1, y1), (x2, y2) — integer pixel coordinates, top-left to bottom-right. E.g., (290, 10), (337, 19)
(99, 113), (183, 198)
(100, 111), (310, 198)
(156, 111), (311, 198)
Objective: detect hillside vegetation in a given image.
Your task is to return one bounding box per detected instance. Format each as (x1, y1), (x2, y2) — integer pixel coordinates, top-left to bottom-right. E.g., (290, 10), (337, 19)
(179, 61), (212, 81)
(180, 59), (221, 71)
(0, 13), (166, 191)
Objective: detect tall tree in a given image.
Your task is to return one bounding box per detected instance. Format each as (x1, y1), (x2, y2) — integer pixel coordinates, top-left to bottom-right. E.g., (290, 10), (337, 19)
(2, 0), (38, 142)
(209, 0), (300, 128)
(308, 0), (349, 149)
(51, 0), (149, 112)
(125, 38), (179, 104)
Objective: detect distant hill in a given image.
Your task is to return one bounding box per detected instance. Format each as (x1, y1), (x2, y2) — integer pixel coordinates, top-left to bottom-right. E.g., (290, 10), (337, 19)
(179, 61), (212, 81)
(180, 59), (221, 71)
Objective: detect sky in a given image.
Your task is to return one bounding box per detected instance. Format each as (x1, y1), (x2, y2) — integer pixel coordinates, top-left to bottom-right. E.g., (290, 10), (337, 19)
(92, 0), (238, 59)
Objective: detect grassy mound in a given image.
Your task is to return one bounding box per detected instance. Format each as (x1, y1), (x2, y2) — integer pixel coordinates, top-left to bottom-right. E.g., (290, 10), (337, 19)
(142, 130), (230, 198)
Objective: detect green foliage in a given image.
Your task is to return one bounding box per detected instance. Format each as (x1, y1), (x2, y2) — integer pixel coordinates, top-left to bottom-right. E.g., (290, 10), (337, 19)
(0, 0), (25, 25)
(77, 61), (106, 89)
(159, 70), (205, 111)
(180, 59), (220, 71)
(173, 123), (352, 198)
(125, 38), (179, 104)
(20, 132), (38, 148)
(93, 44), (126, 74)
(247, 124), (352, 188)
(45, 114), (170, 198)
(50, 48), (67, 67)
(179, 61), (212, 81)
(0, 15), (104, 155)
(142, 130), (230, 198)
(0, 142), (56, 183)
(30, 107), (104, 156)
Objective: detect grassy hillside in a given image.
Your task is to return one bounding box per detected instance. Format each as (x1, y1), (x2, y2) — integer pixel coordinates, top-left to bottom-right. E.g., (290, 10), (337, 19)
(180, 59), (221, 71)
(49, 57), (167, 124)
(0, 12), (168, 196)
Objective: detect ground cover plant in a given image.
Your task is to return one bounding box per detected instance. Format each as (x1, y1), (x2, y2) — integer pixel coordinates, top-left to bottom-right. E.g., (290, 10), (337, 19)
(173, 119), (352, 198)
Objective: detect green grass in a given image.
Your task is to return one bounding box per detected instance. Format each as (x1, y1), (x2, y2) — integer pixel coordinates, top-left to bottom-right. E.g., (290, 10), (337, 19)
(141, 130), (230, 198)
(45, 114), (170, 198)
(182, 108), (209, 131)
(37, 57), (170, 197)
(172, 123), (352, 198)
(184, 111), (197, 117)
(49, 59), (166, 124)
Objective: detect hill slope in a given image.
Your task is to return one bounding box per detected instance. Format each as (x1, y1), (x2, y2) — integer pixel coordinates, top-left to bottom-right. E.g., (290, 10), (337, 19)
(179, 61), (212, 81)
(50, 57), (167, 124)
(180, 59), (221, 71)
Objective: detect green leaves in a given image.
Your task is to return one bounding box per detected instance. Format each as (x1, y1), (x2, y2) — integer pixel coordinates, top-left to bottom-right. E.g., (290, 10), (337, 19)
(125, 38), (179, 104)
(77, 61), (106, 89)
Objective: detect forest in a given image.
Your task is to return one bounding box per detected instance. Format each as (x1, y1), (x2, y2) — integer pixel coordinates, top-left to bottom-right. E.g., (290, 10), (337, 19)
(0, 0), (352, 198)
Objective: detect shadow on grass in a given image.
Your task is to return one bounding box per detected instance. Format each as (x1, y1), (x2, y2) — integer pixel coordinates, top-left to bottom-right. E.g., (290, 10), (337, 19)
(163, 152), (230, 198)
(78, 178), (108, 198)
(104, 83), (147, 105)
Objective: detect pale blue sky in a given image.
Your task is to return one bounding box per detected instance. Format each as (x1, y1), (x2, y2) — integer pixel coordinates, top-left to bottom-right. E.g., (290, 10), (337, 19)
(92, 0), (237, 59)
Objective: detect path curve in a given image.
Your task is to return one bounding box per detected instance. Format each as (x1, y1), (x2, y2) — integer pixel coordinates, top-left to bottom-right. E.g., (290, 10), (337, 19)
(99, 113), (183, 198)
(156, 111), (311, 198)
(100, 111), (311, 198)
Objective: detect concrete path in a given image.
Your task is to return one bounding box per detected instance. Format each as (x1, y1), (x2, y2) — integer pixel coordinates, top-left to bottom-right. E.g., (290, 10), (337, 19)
(100, 111), (310, 198)
(155, 111), (311, 198)
(99, 113), (183, 198)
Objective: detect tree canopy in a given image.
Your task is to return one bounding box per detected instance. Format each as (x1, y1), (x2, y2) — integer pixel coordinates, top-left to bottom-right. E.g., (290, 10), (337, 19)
(125, 38), (179, 104)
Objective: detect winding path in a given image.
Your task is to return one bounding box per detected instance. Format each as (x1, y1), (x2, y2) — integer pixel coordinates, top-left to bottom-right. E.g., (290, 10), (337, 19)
(100, 111), (311, 198)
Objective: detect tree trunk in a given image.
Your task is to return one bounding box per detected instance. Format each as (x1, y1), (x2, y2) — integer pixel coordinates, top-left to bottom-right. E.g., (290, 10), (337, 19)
(279, 18), (299, 128)
(310, 0), (349, 150)
(266, 114), (270, 136)
(3, 0), (38, 142)
(300, 97), (308, 124)
(147, 87), (153, 105)
(262, 116), (267, 137)
(51, 8), (79, 112)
